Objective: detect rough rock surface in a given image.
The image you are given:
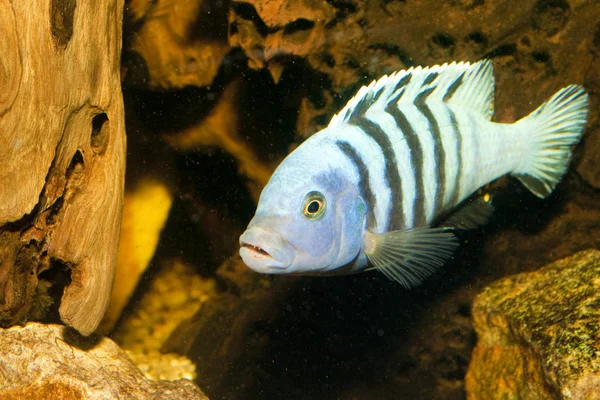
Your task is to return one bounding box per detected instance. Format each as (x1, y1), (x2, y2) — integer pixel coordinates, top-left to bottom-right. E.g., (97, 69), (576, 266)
(0, 323), (207, 400)
(466, 249), (600, 400)
(229, 0), (600, 137)
(577, 124), (600, 189)
(123, 0), (231, 89)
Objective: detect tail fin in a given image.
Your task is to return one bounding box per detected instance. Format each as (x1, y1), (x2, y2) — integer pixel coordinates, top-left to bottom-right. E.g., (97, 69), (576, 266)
(512, 85), (588, 198)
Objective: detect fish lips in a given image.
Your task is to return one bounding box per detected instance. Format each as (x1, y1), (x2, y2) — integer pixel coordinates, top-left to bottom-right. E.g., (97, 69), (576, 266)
(239, 227), (295, 273)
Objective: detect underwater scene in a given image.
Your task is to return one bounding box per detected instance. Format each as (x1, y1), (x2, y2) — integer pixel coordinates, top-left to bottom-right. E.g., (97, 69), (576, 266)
(1, 0), (600, 399)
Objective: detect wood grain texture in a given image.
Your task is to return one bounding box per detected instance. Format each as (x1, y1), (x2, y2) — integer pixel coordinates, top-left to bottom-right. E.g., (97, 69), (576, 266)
(0, 0), (126, 335)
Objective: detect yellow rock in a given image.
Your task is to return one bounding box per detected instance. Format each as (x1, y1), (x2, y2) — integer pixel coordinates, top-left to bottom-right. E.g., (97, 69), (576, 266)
(99, 179), (173, 334)
(112, 259), (216, 354)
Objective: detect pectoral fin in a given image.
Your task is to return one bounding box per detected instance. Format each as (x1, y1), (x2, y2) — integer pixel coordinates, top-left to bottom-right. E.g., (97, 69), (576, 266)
(364, 227), (459, 288)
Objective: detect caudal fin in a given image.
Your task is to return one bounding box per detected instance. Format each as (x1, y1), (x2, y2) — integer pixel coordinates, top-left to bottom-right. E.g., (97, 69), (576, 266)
(512, 85), (588, 198)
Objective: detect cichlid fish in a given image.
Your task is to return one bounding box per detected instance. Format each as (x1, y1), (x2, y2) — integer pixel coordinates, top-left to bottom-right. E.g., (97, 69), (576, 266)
(239, 60), (588, 287)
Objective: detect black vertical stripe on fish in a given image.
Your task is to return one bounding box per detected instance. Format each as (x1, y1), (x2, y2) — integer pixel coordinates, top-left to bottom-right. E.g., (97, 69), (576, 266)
(343, 73), (412, 231)
(349, 118), (404, 231)
(372, 86), (386, 103)
(443, 71), (465, 102)
(446, 108), (462, 208)
(347, 73), (411, 122)
(394, 73), (412, 95)
(415, 90), (446, 218)
(414, 87), (435, 105)
(335, 140), (378, 230)
(383, 73), (412, 108)
(422, 72), (439, 86)
(386, 102), (426, 227)
(349, 91), (373, 121)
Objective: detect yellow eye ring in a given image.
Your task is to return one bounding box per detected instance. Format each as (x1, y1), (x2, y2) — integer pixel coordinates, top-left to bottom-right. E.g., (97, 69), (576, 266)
(302, 191), (326, 220)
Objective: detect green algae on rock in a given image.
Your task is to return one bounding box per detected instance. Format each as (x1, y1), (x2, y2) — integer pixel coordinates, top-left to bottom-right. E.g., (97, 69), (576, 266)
(466, 249), (600, 400)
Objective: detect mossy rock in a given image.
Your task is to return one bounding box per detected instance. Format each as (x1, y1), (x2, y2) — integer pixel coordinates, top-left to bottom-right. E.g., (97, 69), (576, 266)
(466, 249), (600, 400)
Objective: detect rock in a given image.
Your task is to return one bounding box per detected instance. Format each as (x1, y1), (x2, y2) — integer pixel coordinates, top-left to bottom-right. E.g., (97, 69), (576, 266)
(100, 178), (174, 334)
(113, 260), (216, 354)
(229, 0), (336, 80)
(125, 350), (198, 382)
(122, 0), (230, 89)
(466, 249), (600, 400)
(577, 125), (600, 189)
(229, 0), (600, 136)
(0, 323), (208, 400)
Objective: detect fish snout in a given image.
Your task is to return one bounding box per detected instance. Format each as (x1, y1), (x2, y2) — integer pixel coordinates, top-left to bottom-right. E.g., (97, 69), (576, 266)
(239, 227), (295, 273)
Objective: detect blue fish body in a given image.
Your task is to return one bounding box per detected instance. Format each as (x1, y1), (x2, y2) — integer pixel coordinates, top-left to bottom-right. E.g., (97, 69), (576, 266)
(239, 60), (589, 286)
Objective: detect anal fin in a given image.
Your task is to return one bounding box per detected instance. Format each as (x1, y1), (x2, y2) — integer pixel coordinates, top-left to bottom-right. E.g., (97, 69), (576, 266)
(364, 227), (458, 287)
(441, 192), (494, 230)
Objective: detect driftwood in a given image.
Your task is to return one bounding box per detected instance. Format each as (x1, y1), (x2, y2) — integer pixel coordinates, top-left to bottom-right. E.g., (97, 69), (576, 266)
(0, 0), (126, 335)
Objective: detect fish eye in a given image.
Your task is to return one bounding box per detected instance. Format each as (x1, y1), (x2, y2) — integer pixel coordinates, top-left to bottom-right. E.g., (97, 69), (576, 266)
(302, 191), (326, 220)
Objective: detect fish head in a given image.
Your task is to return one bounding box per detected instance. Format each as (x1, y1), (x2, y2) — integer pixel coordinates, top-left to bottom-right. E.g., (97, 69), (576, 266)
(239, 152), (367, 275)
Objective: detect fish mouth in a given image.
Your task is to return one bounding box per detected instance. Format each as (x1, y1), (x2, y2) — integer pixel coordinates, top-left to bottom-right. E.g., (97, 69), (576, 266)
(240, 242), (272, 259)
(239, 227), (295, 273)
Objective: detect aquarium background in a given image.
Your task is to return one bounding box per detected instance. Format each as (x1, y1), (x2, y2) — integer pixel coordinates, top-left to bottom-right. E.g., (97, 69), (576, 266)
(107, 0), (599, 399)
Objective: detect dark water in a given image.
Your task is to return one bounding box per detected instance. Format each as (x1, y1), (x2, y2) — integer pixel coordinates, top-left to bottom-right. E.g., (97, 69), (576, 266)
(116, 1), (600, 399)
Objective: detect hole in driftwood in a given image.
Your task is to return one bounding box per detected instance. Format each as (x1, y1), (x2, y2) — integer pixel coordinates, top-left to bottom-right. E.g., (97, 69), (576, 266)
(533, 0), (571, 36)
(368, 43), (415, 67)
(91, 113), (109, 155)
(66, 150), (84, 179)
(37, 259), (73, 324)
(46, 150), (84, 226)
(50, 0), (76, 48)
(594, 23), (600, 49)
(65, 150), (85, 194)
(466, 32), (488, 46)
(46, 196), (64, 226)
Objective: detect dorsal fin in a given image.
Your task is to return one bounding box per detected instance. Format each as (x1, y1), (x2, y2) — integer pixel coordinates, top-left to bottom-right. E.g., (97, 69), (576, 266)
(328, 67), (415, 127)
(441, 59), (495, 119)
(328, 59), (495, 128)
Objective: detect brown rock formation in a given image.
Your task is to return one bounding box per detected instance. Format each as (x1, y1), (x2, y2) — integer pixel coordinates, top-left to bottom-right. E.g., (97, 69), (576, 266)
(466, 249), (600, 400)
(229, 0), (600, 137)
(123, 0), (231, 89)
